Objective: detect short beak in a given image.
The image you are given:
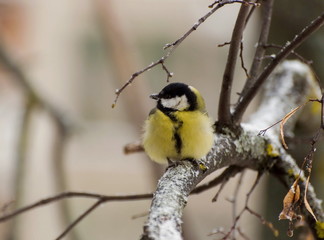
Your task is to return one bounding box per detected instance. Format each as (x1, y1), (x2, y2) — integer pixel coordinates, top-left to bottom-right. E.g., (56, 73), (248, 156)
(149, 93), (159, 100)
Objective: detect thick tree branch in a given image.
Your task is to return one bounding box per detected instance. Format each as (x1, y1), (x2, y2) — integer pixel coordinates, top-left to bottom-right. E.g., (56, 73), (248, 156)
(218, 4), (252, 125)
(141, 61), (323, 240)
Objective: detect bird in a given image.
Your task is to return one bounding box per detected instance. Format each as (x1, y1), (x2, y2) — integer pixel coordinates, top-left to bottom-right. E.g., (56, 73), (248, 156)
(142, 82), (214, 166)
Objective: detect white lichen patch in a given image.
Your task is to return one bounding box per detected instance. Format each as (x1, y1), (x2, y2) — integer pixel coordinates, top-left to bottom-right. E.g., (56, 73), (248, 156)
(158, 219), (182, 240)
(234, 124), (268, 160)
(210, 133), (233, 165)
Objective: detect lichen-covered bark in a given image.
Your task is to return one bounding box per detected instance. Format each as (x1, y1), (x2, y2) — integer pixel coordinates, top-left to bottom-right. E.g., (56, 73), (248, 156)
(140, 61), (323, 240)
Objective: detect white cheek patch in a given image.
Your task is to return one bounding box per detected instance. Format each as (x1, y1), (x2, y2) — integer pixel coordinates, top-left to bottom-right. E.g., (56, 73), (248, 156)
(161, 95), (189, 110)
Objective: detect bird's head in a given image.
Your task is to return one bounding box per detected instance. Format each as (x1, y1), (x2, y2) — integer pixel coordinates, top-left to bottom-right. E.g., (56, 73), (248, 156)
(150, 82), (206, 112)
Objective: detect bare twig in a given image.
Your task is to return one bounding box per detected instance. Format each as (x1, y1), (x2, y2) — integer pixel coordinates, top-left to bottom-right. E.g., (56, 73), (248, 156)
(244, 0), (260, 26)
(164, 0), (258, 50)
(239, 41), (250, 78)
(233, 12), (324, 122)
(208, 0), (259, 9)
(2, 165), (237, 225)
(231, 171), (245, 239)
(55, 200), (103, 240)
(244, 172), (263, 205)
(245, 206), (279, 237)
(262, 43), (313, 64)
(208, 0), (221, 8)
(219, 172), (263, 239)
(258, 119), (282, 136)
(212, 179), (228, 202)
(0, 166), (242, 221)
(304, 94), (324, 130)
(0, 167), (244, 239)
(0, 192), (153, 223)
(218, 41), (231, 47)
(111, 57), (171, 108)
(161, 61), (173, 82)
(112, 0), (260, 108)
(302, 129), (321, 222)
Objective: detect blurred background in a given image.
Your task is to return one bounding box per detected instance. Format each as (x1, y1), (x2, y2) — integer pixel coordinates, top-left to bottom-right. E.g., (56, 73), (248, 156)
(0, 0), (323, 239)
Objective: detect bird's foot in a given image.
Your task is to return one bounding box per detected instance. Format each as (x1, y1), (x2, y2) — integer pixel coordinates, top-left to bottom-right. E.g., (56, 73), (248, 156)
(185, 158), (208, 173)
(166, 158), (180, 171)
(166, 158), (208, 173)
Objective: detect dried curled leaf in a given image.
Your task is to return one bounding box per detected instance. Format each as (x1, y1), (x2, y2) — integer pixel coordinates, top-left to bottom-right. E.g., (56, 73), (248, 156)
(279, 179), (300, 221)
(304, 175), (318, 222)
(280, 103), (307, 149)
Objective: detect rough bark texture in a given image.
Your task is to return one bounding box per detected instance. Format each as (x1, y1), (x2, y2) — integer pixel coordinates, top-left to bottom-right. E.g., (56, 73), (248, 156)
(141, 60), (323, 240)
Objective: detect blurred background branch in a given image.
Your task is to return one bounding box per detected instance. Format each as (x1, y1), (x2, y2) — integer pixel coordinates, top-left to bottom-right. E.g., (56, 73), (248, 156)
(0, 35), (75, 240)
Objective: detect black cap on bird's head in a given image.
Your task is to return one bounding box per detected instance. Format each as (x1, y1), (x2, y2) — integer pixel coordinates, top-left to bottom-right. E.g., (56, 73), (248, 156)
(150, 82), (198, 111)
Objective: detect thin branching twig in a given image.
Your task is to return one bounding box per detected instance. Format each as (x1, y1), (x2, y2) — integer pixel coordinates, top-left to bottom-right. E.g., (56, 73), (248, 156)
(0, 165), (243, 239)
(233, 12), (324, 122)
(231, 171), (246, 239)
(216, 172), (279, 240)
(0, 192), (153, 223)
(55, 200), (103, 240)
(112, 0), (260, 108)
(239, 41), (250, 78)
(0, 166), (242, 223)
(262, 43), (313, 64)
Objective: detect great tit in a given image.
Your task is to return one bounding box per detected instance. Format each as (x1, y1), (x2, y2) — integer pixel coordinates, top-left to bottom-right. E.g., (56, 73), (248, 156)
(142, 82), (214, 164)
